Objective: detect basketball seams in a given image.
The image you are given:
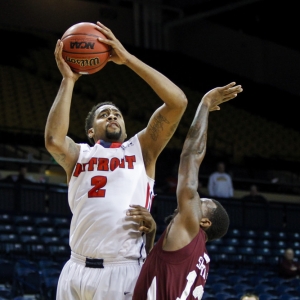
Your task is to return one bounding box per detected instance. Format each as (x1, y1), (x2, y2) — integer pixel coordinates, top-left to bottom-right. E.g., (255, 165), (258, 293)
(62, 50), (111, 54)
(61, 22), (111, 74)
(61, 33), (106, 40)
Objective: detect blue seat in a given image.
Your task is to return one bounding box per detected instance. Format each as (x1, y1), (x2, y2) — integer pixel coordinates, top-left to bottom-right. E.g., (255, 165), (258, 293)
(42, 236), (61, 245)
(223, 238), (239, 246)
(206, 274), (226, 285)
(38, 226), (57, 237)
(0, 233), (19, 243)
(206, 244), (218, 253)
(276, 231), (287, 240)
(258, 230), (273, 240)
(0, 213), (13, 225)
(237, 269), (255, 276)
(241, 238), (256, 247)
(0, 224), (16, 234)
(6, 243), (29, 260)
(17, 225), (38, 235)
(241, 229), (257, 239)
(227, 274), (248, 285)
(54, 217), (70, 229)
(233, 283), (253, 294)
(239, 246), (254, 256)
(272, 240), (287, 249)
(211, 283), (229, 293)
(255, 247), (272, 256)
(35, 216), (53, 227)
(286, 232), (300, 241)
(276, 285), (297, 295)
(58, 228), (70, 238)
(290, 277), (300, 287)
(0, 258), (15, 285)
(259, 293), (277, 300)
(257, 239), (271, 248)
(288, 241), (300, 249)
(215, 292), (234, 300)
(269, 277), (286, 286)
(255, 283), (275, 294)
(226, 228), (241, 238)
(0, 285), (12, 299)
(272, 248), (285, 256)
(219, 246), (236, 255)
(249, 275), (271, 285)
(29, 244), (50, 260)
(20, 234), (42, 244)
(39, 259), (61, 270)
(279, 294), (299, 300)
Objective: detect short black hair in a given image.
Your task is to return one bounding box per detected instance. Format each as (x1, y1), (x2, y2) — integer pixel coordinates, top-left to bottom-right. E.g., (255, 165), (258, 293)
(84, 101), (121, 144)
(205, 199), (229, 242)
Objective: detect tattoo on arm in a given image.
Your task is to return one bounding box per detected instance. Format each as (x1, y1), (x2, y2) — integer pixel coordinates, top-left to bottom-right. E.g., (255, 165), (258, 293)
(148, 113), (172, 141)
(51, 140), (77, 169)
(52, 152), (67, 167)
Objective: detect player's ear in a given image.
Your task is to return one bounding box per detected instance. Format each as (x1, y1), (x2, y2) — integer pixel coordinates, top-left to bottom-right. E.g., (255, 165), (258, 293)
(88, 128), (94, 138)
(200, 218), (212, 229)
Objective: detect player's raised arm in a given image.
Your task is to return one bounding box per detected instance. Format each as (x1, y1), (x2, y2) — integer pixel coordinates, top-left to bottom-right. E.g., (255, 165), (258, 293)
(44, 40), (82, 181)
(177, 82), (243, 231)
(95, 21), (187, 178)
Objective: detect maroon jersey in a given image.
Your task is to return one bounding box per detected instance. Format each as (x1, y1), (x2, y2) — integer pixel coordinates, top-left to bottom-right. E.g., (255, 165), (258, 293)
(133, 228), (210, 300)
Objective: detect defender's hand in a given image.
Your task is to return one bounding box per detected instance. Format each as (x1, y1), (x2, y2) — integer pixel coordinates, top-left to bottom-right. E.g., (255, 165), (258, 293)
(202, 82), (243, 111)
(126, 205), (156, 234)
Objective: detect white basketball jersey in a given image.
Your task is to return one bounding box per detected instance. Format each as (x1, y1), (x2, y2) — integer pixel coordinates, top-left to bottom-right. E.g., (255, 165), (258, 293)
(68, 134), (155, 260)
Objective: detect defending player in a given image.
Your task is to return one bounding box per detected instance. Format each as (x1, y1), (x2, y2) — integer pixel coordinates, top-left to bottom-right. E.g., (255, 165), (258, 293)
(45, 21), (187, 299)
(132, 82), (243, 300)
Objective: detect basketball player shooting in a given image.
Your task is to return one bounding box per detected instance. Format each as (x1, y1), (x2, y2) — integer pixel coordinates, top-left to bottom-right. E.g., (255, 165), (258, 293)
(45, 21), (187, 299)
(132, 82), (243, 300)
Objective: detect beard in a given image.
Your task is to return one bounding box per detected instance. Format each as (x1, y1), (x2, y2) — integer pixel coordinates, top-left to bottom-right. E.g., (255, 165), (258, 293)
(105, 127), (122, 140)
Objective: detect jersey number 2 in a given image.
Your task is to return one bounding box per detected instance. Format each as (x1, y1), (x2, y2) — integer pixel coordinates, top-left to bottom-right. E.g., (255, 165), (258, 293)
(88, 176), (107, 198)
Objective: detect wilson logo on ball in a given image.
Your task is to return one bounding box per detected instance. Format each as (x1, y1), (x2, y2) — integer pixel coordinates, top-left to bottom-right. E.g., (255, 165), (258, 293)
(65, 56), (100, 67)
(61, 22), (112, 74)
(70, 41), (95, 49)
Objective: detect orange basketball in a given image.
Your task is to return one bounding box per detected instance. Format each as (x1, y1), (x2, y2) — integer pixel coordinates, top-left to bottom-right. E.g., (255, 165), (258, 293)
(61, 22), (111, 75)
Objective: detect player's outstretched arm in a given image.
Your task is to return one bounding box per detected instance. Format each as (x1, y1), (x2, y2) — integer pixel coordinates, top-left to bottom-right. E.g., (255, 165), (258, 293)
(177, 83), (243, 230)
(45, 40), (82, 181)
(96, 21), (187, 177)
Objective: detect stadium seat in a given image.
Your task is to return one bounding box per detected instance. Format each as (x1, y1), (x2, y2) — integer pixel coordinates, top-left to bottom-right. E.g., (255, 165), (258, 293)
(226, 228), (241, 238)
(241, 229), (257, 239)
(215, 292), (235, 300)
(0, 224), (16, 234)
(211, 283), (229, 293)
(0, 213), (13, 225)
(34, 216), (53, 227)
(272, 240), (287, 249)
(38, 227), (57, 237)
(259, 293), (277, 300)
(254, 283), (275, 294)
(223, 238), (239, 247)
(233, 283), (253, 294)
(14, 215), (35, 226)
(241, 238), (256, 247)
(257, 240), (271, 248)
(255, 247), (272, 256)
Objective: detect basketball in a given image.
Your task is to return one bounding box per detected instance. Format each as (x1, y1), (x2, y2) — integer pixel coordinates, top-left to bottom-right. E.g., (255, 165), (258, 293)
(61, 22), (111, 75)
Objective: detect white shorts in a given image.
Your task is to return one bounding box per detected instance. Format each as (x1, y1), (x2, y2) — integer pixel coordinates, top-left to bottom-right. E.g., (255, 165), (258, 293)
(56, 251), (143, 300)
